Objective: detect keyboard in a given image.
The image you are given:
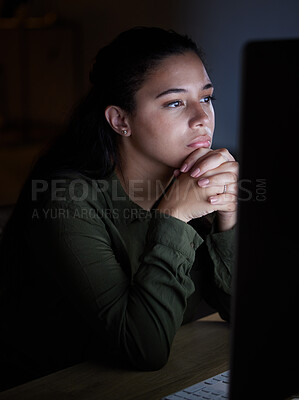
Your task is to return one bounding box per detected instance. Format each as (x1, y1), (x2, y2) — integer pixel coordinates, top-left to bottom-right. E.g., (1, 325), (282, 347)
(162, 370), (230, 399)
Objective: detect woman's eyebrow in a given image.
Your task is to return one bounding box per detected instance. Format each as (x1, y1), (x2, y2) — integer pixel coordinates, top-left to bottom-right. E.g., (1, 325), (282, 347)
(155, 83), (214, 99)
(155, 88), (187, 99)
(202, 83), (213, 90)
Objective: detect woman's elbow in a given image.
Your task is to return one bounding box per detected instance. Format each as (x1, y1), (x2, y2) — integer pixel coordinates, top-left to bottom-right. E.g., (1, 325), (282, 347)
(138, 350), (169, 371)
(124, 338), (170, 371)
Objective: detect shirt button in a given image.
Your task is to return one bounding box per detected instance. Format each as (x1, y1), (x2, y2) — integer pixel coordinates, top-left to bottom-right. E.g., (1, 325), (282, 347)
(190, 242), (195, 248)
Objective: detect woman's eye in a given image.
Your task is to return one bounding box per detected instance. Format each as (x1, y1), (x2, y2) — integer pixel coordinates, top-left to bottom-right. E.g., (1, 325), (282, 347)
(165, 100), (184, 108)
(200, 95), (216, 104)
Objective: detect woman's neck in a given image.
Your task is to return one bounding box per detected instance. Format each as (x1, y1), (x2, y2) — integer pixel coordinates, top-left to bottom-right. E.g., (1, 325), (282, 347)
(115, 160), (174, 211)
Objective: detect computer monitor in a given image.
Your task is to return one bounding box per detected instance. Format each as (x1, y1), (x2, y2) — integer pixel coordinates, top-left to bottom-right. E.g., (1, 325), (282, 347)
(230, 38), (299, 399)
(162, 38), (299, 400)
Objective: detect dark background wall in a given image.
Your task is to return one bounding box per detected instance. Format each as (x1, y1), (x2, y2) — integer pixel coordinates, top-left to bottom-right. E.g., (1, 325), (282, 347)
(0, 0), (298, 204)
(178, 0), (299, 152)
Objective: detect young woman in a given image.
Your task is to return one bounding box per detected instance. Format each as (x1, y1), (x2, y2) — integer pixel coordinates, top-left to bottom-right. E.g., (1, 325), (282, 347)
(0, 27), (238, 389)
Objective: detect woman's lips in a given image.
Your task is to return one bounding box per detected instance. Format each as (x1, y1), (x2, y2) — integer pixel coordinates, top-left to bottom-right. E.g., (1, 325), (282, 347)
(187, 135), (211, 148)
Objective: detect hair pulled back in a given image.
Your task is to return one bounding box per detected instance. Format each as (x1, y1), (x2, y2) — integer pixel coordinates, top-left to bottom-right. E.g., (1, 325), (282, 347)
(31, 27), (204, 179)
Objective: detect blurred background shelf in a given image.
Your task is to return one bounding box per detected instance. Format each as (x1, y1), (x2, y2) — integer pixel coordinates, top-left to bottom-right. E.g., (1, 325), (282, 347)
(0, 1), (82, 205)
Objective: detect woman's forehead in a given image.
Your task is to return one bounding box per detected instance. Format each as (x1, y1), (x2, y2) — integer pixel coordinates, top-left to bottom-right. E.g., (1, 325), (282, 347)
(138, 52), (211, 96)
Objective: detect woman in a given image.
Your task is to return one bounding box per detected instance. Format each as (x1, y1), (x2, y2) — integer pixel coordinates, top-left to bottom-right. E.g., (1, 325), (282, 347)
(0, 26), (238, 389)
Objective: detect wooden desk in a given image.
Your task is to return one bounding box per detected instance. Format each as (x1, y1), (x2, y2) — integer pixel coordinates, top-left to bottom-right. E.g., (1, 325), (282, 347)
(0, 314), (230, 400)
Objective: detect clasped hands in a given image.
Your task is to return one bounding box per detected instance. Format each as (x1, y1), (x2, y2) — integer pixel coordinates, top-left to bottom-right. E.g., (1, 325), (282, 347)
(158, 148), (239, 231)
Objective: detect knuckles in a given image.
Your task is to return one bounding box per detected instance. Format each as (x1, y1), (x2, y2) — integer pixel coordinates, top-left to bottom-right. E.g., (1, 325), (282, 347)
(186, 147), (211, 164)
(228, 171), (239, 183)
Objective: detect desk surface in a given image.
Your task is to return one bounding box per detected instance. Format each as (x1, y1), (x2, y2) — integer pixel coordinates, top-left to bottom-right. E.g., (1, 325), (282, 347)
(0, 313), (230, 400)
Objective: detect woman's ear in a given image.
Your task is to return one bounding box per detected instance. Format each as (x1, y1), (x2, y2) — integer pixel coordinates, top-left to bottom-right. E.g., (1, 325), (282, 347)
(105, 106), (131, 136)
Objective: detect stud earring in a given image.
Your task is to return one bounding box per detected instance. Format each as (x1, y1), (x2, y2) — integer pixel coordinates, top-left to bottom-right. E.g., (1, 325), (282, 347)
(122, 130), (128, 135)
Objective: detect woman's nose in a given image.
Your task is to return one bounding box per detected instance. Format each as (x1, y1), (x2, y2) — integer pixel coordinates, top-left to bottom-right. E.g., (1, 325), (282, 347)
(189, 103), (210, 129)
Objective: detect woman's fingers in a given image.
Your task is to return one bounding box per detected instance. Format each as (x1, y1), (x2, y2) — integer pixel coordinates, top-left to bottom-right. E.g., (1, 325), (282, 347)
(163, 165), (238, 222)
(173, 169), (181, 177)
(208, 193), (237, 206)
(209, 193), (238, 211)
(176, 148), (236, 181)
(188, 148), (235, 178)
(195, 166), (239, 213)
(179, 148), (212, 173)
(197, 170), (238, 195)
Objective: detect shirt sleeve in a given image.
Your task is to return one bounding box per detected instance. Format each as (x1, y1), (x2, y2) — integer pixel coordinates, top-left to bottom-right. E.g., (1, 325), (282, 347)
(35, 203), (203, 371)
(205, 225), (237, 295)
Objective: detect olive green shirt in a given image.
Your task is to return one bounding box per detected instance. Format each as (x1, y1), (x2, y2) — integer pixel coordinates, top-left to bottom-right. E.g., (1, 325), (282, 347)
(0, 171), (235, 388)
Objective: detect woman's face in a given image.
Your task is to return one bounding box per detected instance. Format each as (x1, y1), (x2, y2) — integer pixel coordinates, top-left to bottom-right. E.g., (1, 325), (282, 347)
(125, 51), (215, 170)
